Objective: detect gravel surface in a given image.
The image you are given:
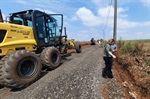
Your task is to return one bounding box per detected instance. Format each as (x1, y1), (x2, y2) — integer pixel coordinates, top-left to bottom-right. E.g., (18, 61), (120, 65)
(0, 45), (126, 99)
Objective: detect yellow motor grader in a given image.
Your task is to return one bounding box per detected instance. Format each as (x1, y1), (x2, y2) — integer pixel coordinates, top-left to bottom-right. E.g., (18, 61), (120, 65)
(0, 9), (81, 89)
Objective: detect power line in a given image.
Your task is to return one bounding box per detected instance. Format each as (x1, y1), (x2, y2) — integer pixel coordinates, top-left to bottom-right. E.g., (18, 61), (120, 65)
(103, 0), (112, 31)
(102, 0), (112, 40)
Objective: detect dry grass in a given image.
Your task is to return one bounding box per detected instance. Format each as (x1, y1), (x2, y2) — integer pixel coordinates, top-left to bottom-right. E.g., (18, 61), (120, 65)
(116, 40), (150, 94)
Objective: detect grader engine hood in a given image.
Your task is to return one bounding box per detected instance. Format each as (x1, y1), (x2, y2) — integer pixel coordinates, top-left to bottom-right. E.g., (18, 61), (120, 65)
(0, 23), (37, 56)
(0, 23), (35, 44)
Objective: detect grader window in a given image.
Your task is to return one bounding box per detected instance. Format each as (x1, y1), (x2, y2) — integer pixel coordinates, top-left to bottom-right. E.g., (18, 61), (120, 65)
(47, 21), (56, 40)
(49, 15), (62, 37)
(35, 16), (47, 39)
(13, 17), (23, 25)
(12, 15), (32, 27)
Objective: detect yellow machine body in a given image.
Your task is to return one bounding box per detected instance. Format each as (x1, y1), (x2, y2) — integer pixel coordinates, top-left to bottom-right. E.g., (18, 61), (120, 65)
(0, 22), (37, 56)
(67, 39), (75, 48)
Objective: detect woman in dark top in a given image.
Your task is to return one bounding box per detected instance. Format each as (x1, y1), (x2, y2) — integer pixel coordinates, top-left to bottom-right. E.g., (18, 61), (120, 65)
(102, 39), (116, 78)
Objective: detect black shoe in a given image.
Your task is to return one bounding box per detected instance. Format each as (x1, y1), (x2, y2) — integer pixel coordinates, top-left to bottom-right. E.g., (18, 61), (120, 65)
(107, 74), (113, 78)
(102, 68), (107, 78)
(107, 71), (114, 78)
(102, 73), (107, 78)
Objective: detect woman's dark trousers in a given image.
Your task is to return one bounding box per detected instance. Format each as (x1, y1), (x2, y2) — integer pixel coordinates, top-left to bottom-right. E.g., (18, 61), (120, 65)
(102, 57), (113, 78)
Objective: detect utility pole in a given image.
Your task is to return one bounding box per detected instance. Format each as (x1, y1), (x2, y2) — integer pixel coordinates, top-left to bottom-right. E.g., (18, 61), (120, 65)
(113, 0), (117, 41)
(103, 30), (105, 41)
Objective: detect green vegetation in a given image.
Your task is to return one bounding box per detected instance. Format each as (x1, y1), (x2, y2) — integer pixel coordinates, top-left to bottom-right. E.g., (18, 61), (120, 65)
(117, 40), (143, 55)
(117, 40), (150, 65)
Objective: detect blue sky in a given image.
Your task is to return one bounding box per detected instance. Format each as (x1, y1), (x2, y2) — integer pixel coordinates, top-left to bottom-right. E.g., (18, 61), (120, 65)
(0, 0), (150, 41)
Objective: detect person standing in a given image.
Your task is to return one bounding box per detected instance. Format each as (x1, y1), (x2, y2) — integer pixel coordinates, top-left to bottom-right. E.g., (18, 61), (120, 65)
(97, 39), (101, 47)
(111, 39), (117, 55)
(102, 39), (116, 78)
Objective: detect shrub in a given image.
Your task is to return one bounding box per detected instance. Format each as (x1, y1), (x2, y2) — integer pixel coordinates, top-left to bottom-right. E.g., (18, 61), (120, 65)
(117, 41), (143, 56)
(117, 40), (124, 49)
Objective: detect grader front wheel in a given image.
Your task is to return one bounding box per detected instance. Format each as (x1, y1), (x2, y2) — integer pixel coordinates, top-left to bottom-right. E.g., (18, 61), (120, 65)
(0, 50), (42, 89)
(40, 47), (61, 69)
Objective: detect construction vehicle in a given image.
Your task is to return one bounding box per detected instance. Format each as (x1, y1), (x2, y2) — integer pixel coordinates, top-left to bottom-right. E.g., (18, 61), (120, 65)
(90, 38), (97, 45)
(0, 9), (82, 89)
(66, 39), (75, 49)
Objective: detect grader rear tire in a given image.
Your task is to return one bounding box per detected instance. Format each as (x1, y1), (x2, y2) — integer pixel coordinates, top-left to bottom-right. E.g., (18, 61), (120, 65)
(75, 43), (82, 53)
(40, 47), (61, 69)
(0, 50), (41, 89)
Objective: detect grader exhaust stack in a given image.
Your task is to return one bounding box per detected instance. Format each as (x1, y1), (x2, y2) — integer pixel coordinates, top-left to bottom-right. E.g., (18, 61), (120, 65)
(0, 9), (3, 22)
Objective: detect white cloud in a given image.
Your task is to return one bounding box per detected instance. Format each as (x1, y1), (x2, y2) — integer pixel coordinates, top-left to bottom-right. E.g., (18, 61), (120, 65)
(75, 3), (150, 40)
(98, 6), (114, 18)
(116, 29), (150, 40)
(76, 7), (101, 27)
(76, 6), (129, 28)
(76, 5), (150, 31)
(98, 6), (128, 18)
(118, 19), (150, 29)
(35, 8), (56, 14)
(140, 0), (150, 7)
(71, 16), (78, 21)
(15, 0), (29, 5)
(90, 0), (103, 7)
(117, 7), (129, 18)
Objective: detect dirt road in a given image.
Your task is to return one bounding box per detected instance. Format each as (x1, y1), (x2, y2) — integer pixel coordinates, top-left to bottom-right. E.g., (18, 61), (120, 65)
(0, 45), (126, 99)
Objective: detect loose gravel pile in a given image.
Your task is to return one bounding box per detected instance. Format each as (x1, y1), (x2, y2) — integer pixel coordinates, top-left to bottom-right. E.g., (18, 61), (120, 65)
(0, 45), (126, 99)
